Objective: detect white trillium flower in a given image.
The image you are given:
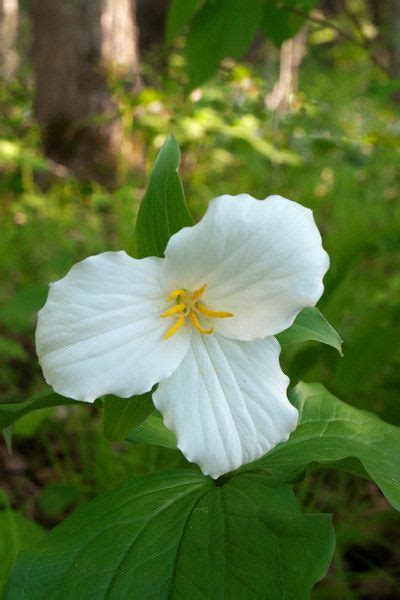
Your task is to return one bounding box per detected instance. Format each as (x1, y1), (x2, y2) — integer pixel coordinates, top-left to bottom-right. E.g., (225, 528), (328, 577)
(36, 194), (329, 479)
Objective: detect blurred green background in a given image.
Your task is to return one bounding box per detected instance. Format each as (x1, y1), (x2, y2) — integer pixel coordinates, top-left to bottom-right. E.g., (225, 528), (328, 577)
(1, 0), (400, 597)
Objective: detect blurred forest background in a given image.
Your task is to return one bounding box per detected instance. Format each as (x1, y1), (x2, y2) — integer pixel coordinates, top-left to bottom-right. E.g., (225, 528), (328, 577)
(1, 0), (400, 597)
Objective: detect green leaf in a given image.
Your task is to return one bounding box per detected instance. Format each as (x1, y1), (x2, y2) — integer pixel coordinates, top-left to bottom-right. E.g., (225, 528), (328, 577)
(261, 1), (319, 46)
(277, 307), (343, 354)
(2, 426), (12, 452)
(166, 0), (204, 45)
(37, 483), (81, 519)
(174, 474), (334, 599)
(13, 408), (54, 438)
(5, 470), (334, 599)
(262, 5), (300, 47)
(0, 335), (27, 361)
(126, 413), (177, 449)
(0, 389), (79, 430)
(0, 507), (45, 596)
(135, 136), (193, 259)
(102, 392), (154, 442)
(185, 0), (264, 88)
(290, 0), (320, 10)
(0, 284), (48, 332)
(259, 382), (400, 510)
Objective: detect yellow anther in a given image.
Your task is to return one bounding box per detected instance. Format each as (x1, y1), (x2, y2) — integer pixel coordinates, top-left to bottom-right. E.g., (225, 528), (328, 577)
(167, 289), (186, 302)
(191, 283), (208, 301)
(189, 310), (215, 335)
(162, 283), (234, 340)
(196, 302), (233, 319)
(161, 303), (186, 318)
(164, 315), (186, 340)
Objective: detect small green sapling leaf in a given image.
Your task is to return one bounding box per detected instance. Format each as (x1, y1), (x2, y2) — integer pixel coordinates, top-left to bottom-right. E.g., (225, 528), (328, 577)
(135, 135), (193, 259)
(0, 389), (79, 430)
(126, 412), (177, 449)
(102, 392), (154, 442)
(277, 307), (343, 354)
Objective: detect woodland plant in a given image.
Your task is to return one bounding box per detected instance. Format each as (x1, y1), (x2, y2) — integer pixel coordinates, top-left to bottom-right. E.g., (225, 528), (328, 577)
(4, 137), (400, 599)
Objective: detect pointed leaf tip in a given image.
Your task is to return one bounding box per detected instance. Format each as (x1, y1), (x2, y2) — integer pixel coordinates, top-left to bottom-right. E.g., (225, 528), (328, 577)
(135, 137), (193, 259)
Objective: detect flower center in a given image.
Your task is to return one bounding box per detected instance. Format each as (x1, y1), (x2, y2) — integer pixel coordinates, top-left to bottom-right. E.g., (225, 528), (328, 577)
(161, 283), (233, 340)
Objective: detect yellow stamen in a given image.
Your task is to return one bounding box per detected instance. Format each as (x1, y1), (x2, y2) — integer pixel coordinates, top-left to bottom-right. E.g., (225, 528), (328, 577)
(191, 283), (208, 300)
(189, 310), (214, 335)
(162, 282), (234, 340)
(167, 289), (186, 302)
(196, 302), (233, 319)
(164, 315), (186, 340)
(161, 303), (186, 318)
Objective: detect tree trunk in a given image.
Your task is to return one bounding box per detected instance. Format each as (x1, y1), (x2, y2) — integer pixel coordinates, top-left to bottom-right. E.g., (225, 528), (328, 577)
(0, 0), (19, 80)
(265, 27), (308, 119)
(30, 0), (141, 187)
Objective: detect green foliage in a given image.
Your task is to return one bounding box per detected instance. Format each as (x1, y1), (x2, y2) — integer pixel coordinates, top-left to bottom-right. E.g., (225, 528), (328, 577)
(0, 284), (48, 332)
(260, 383), (400, 510)
(262, 3), (315, 47)
(0, 390), (79, 430)
(0, 496), (45, 596)
(135, 135), (193, 258)
(126, 413), (177, 449)
(2, 426), (12, 452)
(277, 307), (343, 354)
(166, 0), (203, 44)
(37, 483), (81, 520)
(102, 393), (154, 442)
(0, 335), (27, 361)
(12, 407), (54, 438)
(185, 0), (264, 88)
(5, 470), (334, 599)
(167, 0), (320, 86)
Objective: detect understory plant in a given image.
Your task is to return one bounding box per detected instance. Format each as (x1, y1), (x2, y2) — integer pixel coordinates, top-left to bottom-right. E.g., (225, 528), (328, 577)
(4, 137), (400, 599)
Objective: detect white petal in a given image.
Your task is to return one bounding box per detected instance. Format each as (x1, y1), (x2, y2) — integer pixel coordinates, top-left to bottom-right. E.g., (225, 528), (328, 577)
(153, 333), (298, 479)
(161, 194), (329, 340)
(36, 251), (190, 402)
